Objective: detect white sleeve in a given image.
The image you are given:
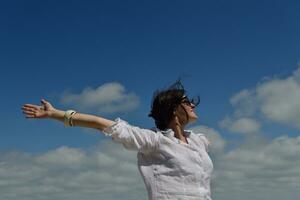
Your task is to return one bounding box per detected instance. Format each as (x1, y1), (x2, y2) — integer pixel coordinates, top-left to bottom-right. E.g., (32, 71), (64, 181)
(102, 118), (160, 152)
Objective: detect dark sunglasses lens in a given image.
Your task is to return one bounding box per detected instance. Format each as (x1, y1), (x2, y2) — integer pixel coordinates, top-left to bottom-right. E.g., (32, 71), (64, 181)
(181, 96), (200, 106)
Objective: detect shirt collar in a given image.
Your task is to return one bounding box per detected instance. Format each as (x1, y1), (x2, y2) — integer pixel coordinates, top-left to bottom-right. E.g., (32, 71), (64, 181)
(154, 128), (192, 137)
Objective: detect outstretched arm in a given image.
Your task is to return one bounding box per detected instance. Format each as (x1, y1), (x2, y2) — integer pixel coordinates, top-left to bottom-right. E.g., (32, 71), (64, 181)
(21, 99), (115, 131)
(22, 99), (159, 152)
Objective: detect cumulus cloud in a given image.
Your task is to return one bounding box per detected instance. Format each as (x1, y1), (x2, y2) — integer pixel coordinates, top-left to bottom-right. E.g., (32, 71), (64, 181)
(190, 125), (226, 154)
(0, 141), (146, 200)
(229, 89), (258, 117)
(294, 67), (300, 81)
(1, 129), (300, 200)
(219, 116), (261, 134)
(256, 75), (300, 128)
(221, 67), (300, 130)
(60, 82), (140, 114)
(212, 135), (300, 200)
(209, 67), (300, 199)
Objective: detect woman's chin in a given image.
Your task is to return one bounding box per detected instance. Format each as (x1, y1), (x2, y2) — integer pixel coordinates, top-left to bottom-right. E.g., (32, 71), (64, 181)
(189, 115), (198, 123)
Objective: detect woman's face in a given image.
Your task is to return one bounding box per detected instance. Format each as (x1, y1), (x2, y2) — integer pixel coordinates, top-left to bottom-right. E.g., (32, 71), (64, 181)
(175, 96), (198, 125)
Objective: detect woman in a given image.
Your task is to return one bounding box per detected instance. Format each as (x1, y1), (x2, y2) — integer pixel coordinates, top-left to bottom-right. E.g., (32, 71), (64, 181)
(21, 80), (213, 200)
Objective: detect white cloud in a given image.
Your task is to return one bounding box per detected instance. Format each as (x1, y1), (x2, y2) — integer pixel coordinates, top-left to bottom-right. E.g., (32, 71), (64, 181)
(35, 146), (86, 166)
(190, 125), (226, 154)
(222, 67), (300, 130)
(60, 82), (140, 114)
(230, 89), (251, 105)
(0, 141), (146, 200)
(219, 116), (261, 134)
(212, 135), (300, 200)
(293, 66), (300, 81)
(256, 76), (300, 128)
(229, 89), (258, 117)
(1, 131), (300, 200)
(214, 66), (300, 199)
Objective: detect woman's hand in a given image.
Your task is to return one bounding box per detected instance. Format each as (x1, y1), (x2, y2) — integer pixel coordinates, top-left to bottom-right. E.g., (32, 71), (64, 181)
(22, 99), (56, 119)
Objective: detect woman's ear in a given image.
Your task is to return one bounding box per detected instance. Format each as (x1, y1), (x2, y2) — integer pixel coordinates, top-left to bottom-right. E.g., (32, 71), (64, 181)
(173, 108), (179, 118)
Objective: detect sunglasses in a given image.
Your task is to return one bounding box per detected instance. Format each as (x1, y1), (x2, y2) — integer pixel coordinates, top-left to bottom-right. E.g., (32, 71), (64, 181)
(181, 96), (200, 106)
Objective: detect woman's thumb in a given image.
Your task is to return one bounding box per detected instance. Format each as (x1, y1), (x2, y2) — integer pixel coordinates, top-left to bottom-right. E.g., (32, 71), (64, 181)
(41, 99), (48, 105)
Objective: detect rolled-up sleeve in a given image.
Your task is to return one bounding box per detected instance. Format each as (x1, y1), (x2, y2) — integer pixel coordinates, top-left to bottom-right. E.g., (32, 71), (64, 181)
(102, 118), (160, 152)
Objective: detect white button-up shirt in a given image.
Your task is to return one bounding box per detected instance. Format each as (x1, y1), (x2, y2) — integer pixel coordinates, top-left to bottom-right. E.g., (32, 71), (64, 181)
(103, 118), (213, 200)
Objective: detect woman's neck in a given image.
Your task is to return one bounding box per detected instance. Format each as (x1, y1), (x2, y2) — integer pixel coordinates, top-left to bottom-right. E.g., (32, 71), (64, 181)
(169, 123), (188, 144)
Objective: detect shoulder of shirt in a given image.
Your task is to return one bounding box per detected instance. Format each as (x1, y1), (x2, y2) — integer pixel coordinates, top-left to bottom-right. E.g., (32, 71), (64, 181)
(187, 129), (207, 137)
(150, 128), (199, 138)
(150, 127), (164, 133)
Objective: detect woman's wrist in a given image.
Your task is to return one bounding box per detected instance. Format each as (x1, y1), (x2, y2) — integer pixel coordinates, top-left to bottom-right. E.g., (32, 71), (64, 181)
(49, 108), (65, 120)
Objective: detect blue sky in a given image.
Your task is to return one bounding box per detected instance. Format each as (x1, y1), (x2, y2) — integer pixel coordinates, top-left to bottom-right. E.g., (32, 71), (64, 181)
(1, 1), (300, 200)
(1, 0), (299, 152)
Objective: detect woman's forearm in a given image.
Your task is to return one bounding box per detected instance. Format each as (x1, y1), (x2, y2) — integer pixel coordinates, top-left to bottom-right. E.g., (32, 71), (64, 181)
(49, 109), (115, 131)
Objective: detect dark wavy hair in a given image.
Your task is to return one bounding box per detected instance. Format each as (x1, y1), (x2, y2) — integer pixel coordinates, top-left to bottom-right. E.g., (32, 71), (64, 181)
(148, 80), (200, 130)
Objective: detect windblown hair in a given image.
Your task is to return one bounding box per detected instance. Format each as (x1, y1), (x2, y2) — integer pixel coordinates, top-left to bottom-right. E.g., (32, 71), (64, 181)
(148, 79), (200, 130)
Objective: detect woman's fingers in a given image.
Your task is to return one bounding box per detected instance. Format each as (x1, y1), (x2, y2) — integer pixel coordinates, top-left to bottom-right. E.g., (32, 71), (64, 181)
(22, 109), (37, 117)
(22, 102), (48, 119)
(22, 105), (43, 118)
(22, 104), (41, 111)
(23, 104), (36, 107)
(41, 99), (48, 105)
(22, 106), (37, 113)
(23, 110), (35, 115)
